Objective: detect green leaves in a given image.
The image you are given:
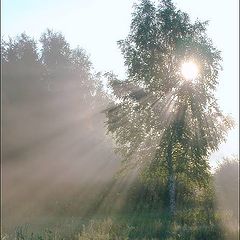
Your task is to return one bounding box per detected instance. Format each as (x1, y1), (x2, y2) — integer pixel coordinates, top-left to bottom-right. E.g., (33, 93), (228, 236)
(106, 0), (233, 191)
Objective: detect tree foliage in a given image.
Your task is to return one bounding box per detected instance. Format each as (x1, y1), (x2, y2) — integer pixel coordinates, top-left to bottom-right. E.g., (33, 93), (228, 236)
(2, 29), (106, 103)
(2, 33), (43, 103)
(214, 156), (239, 221)
(106, 0), (233, 211)
(2, 30), (109, 163)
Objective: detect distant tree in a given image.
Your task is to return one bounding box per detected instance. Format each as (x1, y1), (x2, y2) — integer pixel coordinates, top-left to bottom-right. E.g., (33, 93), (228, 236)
(39, 29), (110, 132)
(106, 0), (233, 216)
(214, 156), (239, 221)
(2, 30), (110, 165)
(70, 47), (92, 76)
(2, 33), (40, 65)
(39, 29), (100, 101)
(2, 33), (43, 103)
(69, 47), (96, 102)
(40, 29), (71, 69)
(39, 29), (72, 91)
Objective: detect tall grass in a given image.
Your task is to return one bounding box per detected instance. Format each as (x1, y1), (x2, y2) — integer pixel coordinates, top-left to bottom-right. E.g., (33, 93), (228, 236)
(2, 209), (238, 240)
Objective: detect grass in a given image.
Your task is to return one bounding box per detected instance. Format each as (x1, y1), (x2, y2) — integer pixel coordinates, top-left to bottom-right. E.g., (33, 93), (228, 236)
(2, 208), (238, 240)
(2, 178), (238, 240)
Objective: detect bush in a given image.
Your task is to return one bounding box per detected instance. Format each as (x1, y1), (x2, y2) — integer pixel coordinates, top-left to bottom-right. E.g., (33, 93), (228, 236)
(78, 218), (130, 240)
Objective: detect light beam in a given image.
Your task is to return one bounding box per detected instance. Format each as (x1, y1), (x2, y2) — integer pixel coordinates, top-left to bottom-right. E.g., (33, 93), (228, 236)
(181, 61), (199, 81)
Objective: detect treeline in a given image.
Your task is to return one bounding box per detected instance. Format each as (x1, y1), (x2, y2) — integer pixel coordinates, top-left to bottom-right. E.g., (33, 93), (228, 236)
(2, 29), (112, 161)
(1, 28), (238, 239)
(1, 30), (118, 228)
(2, 29), (107, 106)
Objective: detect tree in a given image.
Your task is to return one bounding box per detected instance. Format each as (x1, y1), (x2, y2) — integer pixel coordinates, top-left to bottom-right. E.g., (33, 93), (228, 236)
(106, 0), (233, 217)
(2, 33), (43, 103)
(39, 29), (72, 91)
(40, 29), (71, 69)
(214, 156), (239, 223)
(2, 30), (117, 226)
(70, 47), (96, 104)
(2, 33), (39, 64)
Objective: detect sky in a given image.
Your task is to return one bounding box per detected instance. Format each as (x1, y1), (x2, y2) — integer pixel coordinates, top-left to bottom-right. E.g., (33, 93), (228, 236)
(1, 0), (239, 167)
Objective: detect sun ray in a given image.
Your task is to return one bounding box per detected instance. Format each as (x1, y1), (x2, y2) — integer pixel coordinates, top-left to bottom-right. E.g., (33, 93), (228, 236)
(181, 61), (199, 81)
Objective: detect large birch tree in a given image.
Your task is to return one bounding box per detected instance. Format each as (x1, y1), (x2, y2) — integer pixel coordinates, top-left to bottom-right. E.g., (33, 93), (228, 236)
(106, 0), (233, 216)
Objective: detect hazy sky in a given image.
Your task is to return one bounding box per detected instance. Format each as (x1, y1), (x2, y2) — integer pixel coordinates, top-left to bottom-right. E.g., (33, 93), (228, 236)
(2, 0), (239, 166)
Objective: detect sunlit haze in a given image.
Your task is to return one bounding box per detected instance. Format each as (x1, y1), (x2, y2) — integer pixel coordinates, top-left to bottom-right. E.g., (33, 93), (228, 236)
(181, 61), (199, 81)
(1, 0), (239, 237)
(2, 1), (238, 168)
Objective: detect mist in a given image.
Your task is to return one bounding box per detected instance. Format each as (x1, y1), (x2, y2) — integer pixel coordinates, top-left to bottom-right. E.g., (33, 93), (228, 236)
(1, 9), (238, 237)
(2, 31), (121, 230)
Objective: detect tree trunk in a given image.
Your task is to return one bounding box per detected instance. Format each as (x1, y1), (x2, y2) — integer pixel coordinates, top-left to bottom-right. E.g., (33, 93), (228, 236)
(167, 137), (176, 217)
(168, 171), (176, 216)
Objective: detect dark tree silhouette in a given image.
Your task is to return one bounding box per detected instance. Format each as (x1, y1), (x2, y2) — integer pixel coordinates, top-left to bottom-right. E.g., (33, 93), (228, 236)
(40, 29), (71, 69)
(2, 33), (43, 103)
(39, 29), (72, 92)
(2, 30), (115, 228)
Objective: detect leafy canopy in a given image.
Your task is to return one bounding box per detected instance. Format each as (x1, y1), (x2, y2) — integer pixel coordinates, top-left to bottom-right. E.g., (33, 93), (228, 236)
(106, 0), (233, 187)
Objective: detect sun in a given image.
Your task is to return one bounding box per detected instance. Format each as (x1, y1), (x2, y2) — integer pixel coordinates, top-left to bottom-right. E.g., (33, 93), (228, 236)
(181, 61), (199, 81)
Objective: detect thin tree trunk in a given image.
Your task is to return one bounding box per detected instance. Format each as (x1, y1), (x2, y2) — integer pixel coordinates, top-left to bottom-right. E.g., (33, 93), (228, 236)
(167, 137), (176, 217)
(168, 171), (176, 216)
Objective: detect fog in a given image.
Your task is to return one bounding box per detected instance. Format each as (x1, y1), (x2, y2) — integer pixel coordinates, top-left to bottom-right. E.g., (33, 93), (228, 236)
(3, 83), (122, 228)
(2, 29), (238, 238)
(1, 32), (123, 230)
